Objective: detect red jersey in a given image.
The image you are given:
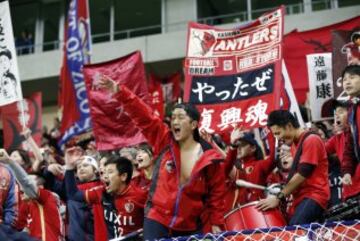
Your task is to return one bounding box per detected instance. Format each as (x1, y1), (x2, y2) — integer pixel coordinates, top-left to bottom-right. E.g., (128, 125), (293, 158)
(85, 184), (146, 240)
(290, 133), (330, 215)
(224, 155), (274, 212)
(223, 133), (276, 213)
(325, 132), (346, 162)
(20, 188), (64, 241)
(325, 132), (359, 200)
(131, 172), (151, 192)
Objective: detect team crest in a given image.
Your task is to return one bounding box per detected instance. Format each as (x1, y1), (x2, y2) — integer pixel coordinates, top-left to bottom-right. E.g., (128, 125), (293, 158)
(165, 160), (175, 173)
(0, 177), (7, 189)
(124, 201), (134, 213)
(245, 166), (254, 174)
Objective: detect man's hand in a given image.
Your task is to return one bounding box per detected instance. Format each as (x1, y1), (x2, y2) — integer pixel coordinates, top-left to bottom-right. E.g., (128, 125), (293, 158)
(65, 146), (83, 170)
(256, 195), (280, 211)
(47, 163), (65, 176)
(0, 149), (11, 164)
(96, 75), (119, 94)
(342, 173), (352, 185)
(200, 129), (213, 144)
(230, 126), (244, 146)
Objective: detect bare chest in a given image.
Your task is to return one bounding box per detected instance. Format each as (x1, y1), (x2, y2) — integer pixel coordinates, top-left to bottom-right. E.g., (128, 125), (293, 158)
(180, 146), (203, 185)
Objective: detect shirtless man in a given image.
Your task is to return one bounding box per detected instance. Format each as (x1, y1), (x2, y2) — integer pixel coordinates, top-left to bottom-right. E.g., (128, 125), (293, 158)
(98, 76), (225, 240)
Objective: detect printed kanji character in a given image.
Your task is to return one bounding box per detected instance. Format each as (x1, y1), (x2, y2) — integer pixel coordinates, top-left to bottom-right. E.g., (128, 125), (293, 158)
(316, 69), (327, 82)
(245, 100), (268, 126)
(217, 107), (243, 130)
(314, 56), (325, 67)
(199, 108), (215, 133)
(316, 83), (332, 99)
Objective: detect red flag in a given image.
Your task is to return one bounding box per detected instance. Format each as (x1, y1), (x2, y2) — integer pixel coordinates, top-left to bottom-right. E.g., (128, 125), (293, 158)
(283, 16), (360, 104)
(83, 51), (150, 151)
(1, 92), (42, 150)
(148, 74), (164, 119)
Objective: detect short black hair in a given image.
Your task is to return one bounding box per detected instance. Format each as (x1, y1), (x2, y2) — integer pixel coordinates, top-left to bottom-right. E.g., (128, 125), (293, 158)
(314, 122), (330, 139)
(267, 110), (300, 128)
(3, 72), (16, 85)
(172, 103), (200, 121)
(0, 49), (12, 60)
(104, 155), (133, 184)
(342, 65), (360, 79)
(332, 99), (349, 111)
(172, 103), (201, 142)
(351, 32), (360, 43)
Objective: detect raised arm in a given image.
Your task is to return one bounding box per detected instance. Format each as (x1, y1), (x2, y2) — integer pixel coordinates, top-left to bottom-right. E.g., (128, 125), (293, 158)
(21, 128), (43, 163)
(97, 75), (169, 155)
(64, 147), (86, 202)
(0, 149), (38, 200)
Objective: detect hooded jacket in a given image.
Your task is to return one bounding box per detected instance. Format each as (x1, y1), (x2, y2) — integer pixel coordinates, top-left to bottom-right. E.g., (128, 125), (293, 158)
(114, 86), (226, 231)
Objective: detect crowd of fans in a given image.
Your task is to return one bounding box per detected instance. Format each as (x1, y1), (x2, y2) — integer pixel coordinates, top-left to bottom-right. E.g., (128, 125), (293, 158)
(0, 65), (359, 241)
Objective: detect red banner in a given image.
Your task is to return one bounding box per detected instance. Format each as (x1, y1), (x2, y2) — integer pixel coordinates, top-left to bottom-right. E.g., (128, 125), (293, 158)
(184, 7), (284, 133)
(1, 92), (42, 150)
(148, 74), (165, 119)
(83, 51), (150, 150)
(283, 16), (360, 104)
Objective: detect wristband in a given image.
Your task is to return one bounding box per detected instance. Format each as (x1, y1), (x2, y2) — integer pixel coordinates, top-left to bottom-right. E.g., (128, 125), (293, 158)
(276, 192), (286, 201)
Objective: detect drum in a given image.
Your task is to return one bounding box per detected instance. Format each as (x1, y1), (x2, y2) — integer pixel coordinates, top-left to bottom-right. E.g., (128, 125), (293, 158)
(324, 195), (360, 221)
(224, 201), (287, 231)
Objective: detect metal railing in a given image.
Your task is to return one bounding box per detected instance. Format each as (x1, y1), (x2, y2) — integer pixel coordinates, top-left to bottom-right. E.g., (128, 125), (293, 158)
(14, 0), (352, 56)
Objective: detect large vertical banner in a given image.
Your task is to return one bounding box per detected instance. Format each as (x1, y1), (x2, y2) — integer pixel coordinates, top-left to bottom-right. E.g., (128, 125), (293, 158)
(306, 53), (334, 121)
(83, 51), (149, 151)
(184, 7), (284, 133)
(1, 92), (42, 150)
(0, 1), (23, 106)
(59, 0), (92, 146)
(332, 29), (360, 101)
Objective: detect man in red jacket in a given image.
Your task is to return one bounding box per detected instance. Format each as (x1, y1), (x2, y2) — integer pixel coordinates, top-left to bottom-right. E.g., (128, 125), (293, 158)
(98, 76), (225, 240)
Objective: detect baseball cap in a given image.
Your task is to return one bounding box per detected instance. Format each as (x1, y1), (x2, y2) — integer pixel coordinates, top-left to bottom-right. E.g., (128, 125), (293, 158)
(79, 155), (99, 171)
(236, 132), (264, 160)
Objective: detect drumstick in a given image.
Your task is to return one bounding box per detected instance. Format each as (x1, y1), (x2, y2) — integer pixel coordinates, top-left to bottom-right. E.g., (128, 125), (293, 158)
(235, 179), (266, 190)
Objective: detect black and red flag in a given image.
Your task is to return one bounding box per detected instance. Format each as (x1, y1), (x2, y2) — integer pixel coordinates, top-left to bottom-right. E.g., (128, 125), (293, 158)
(184, 7), (284, 133)
(1, 92), (42, 150)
